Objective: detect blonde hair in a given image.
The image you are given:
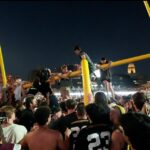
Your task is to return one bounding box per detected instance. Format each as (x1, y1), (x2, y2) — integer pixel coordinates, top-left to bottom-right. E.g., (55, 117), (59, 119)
(0, 106), (15, 119)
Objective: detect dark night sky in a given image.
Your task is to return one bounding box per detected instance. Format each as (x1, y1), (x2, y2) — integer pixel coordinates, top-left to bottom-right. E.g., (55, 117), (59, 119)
(0, 1), (150, 79)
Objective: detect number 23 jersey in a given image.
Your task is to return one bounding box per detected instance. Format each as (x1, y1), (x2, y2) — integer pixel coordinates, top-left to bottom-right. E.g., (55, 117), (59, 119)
(69, 119), (90, 150)
(74, 124), (112, 150)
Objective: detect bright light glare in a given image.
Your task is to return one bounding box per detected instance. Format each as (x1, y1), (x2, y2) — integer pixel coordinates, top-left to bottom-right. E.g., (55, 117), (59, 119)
(94, 69), (101, 78)
(54, 91), (137, 96)
(55, 92), (83, 96)
(114, 91), (136, 95)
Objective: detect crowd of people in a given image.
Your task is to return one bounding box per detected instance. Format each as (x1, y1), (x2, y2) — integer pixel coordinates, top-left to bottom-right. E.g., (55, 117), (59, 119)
(0, 79), (150, 150)
(0, 46), (150, 150)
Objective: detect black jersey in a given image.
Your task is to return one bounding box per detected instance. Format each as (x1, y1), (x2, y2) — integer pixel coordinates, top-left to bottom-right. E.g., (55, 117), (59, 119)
(27, 87), (38, 95)
(50, 112), (78, 139)
(69, 119), (90, 150)
(74, 124), (112, 150)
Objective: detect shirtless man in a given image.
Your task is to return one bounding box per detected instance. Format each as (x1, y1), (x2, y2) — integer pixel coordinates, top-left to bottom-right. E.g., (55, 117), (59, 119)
(20, 106), (66, 150)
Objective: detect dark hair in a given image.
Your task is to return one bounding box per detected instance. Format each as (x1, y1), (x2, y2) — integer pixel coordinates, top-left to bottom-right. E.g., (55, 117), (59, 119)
(24, 96), (34, 109)
(66, 99), (77, 110)
(120, 112), (150, 150)
(60, 101), (67, 113)
(52, 105), (61, 114)
(101, 57), (106, 61)
(34, 106), (51, 126)
(61, 65), (67, 70)
(95, 92), (110, 113)
(39, 68), (50, 82)
(74, 45), (81, 51)
(76, 102), (86, 117)
(122, 95), (131, 102)
(132, 92), (146, 111)
(95, 92), (107, 104)
(86, 103), (108, 124)
(40, 101), (48, 107)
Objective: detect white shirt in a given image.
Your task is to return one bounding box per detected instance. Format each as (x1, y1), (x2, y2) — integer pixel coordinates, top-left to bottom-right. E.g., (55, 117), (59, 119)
(14, 85), (22, 101)
(14, 144), (21, 150)
(2, 124), (27, 144)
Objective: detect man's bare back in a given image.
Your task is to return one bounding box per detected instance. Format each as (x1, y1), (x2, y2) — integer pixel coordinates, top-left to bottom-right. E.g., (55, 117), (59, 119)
(21, 127), (66, 150)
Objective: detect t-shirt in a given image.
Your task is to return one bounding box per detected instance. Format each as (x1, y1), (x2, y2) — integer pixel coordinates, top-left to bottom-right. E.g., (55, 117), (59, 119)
(59, 78), (72, 88)
(39, 82), (52, 97)
(49, 94), (59, 113)
(19, 109), (36, 132)
(74, 124), (112, 150)
(69, 119), (90, 150)
(14, 85), (22, 101)
(50, 112), (78, 139)
(27, 87), (39, 95)
(99, 61), (111, 81)
(79, 51), (95, 73)
(2, 124), (27, 143)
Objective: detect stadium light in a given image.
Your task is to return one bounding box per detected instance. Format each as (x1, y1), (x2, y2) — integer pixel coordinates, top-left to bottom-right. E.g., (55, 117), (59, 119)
(54, 91), (137, 96)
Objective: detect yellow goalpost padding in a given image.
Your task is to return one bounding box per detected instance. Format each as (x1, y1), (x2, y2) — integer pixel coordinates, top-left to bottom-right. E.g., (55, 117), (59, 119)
(0, 46), (7, 88)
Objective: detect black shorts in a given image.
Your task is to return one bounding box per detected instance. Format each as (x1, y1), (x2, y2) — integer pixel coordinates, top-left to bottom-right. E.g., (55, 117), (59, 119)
(101, 78), (111, 83)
